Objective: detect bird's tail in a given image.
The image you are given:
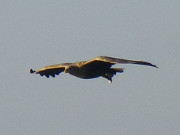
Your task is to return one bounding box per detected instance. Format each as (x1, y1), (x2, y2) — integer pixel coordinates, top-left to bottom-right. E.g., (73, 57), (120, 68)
(102, 68), (124, 83)
(111, 68), (124, 73)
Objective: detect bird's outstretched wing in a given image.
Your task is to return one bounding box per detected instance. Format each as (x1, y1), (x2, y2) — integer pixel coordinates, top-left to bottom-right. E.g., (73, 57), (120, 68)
(30, 63), (72, 78)
(82, 56), (158, 68)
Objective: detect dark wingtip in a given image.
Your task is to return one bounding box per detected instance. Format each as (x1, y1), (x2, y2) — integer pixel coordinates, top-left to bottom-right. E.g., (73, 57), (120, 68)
(153, 65), (158, 68)
(30, 69), (36, 74)
(133, 61), (158, 68)
(146, 64), (158, 68)
(148, 63), (158, 68)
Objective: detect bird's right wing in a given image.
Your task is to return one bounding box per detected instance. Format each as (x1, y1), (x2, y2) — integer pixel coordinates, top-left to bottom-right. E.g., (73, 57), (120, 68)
(30, 63), (72, 78)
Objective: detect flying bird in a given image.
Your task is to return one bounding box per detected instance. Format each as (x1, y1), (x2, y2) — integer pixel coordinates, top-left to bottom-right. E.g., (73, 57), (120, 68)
(30, 56), (157, 83)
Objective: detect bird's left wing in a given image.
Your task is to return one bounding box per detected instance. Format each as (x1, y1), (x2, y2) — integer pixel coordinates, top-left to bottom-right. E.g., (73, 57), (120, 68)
(30, 63), (72, 78)
(82, 56), (158, 68)
(80, 56), (115, 70)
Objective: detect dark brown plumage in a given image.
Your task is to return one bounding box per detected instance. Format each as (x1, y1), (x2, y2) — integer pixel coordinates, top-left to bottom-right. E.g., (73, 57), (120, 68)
(30, 56), (157, 83)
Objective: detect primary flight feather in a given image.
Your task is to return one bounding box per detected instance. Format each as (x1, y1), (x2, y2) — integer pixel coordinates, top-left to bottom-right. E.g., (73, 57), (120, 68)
(30, 56), (157, 83)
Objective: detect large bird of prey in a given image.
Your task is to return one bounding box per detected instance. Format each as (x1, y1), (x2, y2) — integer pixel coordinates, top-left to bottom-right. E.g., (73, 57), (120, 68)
(30, 56), (157, 83)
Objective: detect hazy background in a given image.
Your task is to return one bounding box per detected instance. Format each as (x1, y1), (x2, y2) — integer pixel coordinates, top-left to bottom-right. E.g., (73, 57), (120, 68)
(0, 0), (180, 135)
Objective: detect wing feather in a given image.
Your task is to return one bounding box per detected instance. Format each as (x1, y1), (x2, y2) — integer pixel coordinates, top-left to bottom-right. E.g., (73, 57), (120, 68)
(30, 63), (72, 78)
(82, 56), (158, 68)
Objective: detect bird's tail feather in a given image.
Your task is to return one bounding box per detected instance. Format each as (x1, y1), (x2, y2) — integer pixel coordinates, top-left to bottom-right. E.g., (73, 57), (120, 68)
(111, 68), (124, 73)
(102, 68), (124, 83)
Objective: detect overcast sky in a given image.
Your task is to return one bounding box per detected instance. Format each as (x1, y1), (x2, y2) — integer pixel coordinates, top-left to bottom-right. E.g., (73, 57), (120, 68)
(0, 0), (180, 135)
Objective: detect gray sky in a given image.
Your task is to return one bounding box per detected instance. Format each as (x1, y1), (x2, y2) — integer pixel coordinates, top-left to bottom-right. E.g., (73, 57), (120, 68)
(0, 0), (180, 135)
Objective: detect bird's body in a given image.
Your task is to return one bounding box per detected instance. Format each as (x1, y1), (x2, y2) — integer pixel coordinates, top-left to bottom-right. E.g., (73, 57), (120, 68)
(30, 56), (157, 83)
